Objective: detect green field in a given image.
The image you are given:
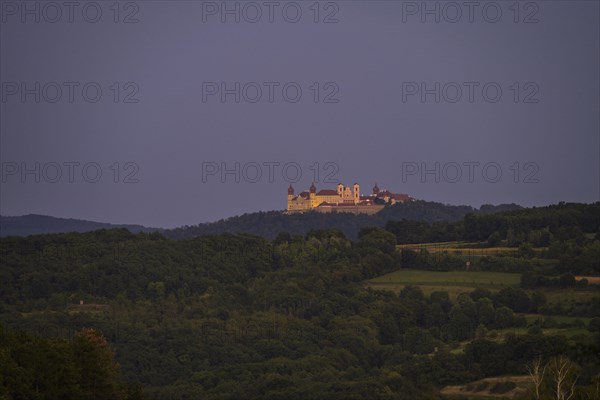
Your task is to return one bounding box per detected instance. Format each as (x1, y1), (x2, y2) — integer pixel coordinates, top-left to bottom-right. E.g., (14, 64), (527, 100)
(367, 269), (521, 298)
(542, 288), (600, 303)
(491, 326), (590, 340)
(440, 375), (531, 399)
(396, 241), (542, 256)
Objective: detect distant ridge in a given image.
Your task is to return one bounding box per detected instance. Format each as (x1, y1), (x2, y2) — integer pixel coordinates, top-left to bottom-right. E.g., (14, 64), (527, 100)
(0, 214), (160, 237)
(0, 201), (523, 240)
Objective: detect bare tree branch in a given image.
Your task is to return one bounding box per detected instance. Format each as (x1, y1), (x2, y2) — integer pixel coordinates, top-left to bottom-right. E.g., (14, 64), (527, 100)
(549, 356), (578, 400)
(525, 357), (546, 400)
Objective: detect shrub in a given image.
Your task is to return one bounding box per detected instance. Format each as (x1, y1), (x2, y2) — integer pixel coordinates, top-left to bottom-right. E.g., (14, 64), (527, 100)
(528, 325), (543, 335)
(489, 381), (516, 394)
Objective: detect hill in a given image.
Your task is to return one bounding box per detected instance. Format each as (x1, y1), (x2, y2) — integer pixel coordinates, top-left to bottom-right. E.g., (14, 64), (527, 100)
(1, 202), (598, 399)
(0, 214), (160, 237)
(0, 202), (521, 240)
(165, 201), (523, 240)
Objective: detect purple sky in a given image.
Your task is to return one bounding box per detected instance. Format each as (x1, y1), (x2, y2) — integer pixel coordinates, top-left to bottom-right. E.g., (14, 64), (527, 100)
(1, 1), (599, 228)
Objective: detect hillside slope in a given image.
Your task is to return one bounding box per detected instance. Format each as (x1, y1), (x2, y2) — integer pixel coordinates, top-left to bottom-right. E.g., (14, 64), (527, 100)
(0, 214), (160, 237)
(165, 201), (522, 240)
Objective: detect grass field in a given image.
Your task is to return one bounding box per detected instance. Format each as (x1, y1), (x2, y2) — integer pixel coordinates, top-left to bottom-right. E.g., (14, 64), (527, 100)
(492, 326), (590, 339)
(523, 313), (591, 325)
(440, 375), (530, 399)
(397, 242), (520, 255)
(367, 268), (599, 303)
(367, 269), (521, 298)
(395, 241), (548, 257)
(541, 288), (600, 304)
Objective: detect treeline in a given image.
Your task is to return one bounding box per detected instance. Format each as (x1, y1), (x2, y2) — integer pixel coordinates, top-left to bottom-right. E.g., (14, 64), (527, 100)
(386, 202), (600, 245)
(462, 202), (600, 242)
(389, 202), (600, 276)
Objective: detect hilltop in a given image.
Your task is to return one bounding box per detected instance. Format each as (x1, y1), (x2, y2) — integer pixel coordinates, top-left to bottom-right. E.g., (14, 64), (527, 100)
(0, 214), (160, 237)
(0, 201), (521, 240)
(166, 201), (522, 240)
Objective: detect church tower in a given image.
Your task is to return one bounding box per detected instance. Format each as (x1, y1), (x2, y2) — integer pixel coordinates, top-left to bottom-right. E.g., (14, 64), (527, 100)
(353, 183), (360, 204)
(287, 184), (294, 210)
(373, 183), (380, 195)
(309, 182), (317, 208)
(337, 183), (343, 198)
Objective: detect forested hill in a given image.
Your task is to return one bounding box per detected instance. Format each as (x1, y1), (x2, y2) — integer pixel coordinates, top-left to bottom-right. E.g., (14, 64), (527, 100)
(1, 202), (520, 240)
(1, 202), (599, 399)
(0, 214), (160, 237)
(165, 201), (522, 240)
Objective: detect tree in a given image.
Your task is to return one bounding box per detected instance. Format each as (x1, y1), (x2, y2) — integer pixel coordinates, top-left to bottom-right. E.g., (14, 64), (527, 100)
(475, 298), (495, 326)
(474, 324), (488, 339)
(399, 285), (424, 301)
(493, 287), (531, 313)
(357, 228), (396, 255)
(403, 327), (435, 354)
(273, 232), (292, 245)
(400, 249), (417, 267)
(0, 329), (80, 399)
(530, 291), (547, 313)
(585, 374), (600, 400)
(487, 231), (502, 247)
(548, 355), (578, 400)
(493, 307), (515, 329)
(446, 306), (475, 341)
(588, 317), (600, 332)
(525, 357), (546, 400)
(73, 328), (125, 400)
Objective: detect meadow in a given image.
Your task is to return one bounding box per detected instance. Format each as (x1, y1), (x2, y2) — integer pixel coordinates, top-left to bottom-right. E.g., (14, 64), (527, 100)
(396, 241), (525, 255)
(367, 269), (521, 298)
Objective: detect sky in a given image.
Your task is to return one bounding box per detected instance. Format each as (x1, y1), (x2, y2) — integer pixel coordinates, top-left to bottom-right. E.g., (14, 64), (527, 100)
(1, 0), (599, 228)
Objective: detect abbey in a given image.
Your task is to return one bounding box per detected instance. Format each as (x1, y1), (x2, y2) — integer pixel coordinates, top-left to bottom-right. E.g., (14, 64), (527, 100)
(286, 183), (414, 214)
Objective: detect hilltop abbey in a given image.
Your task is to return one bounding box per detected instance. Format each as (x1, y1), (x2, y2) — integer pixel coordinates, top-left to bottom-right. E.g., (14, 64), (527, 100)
(287, 183), (414, 214)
